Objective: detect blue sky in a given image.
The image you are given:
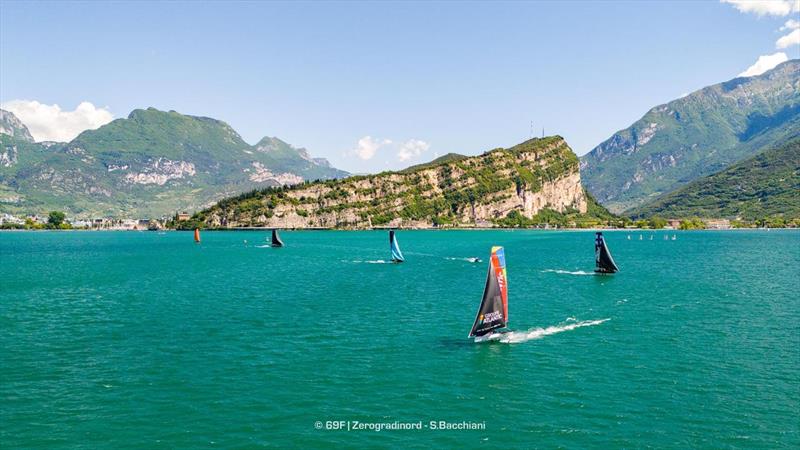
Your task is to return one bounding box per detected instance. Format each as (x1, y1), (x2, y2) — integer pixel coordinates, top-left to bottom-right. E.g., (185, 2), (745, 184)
(1, 1), (798, 173)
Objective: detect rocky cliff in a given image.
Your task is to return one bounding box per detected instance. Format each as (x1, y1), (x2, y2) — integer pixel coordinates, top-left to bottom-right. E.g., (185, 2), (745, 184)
(196, 136), (602, 229)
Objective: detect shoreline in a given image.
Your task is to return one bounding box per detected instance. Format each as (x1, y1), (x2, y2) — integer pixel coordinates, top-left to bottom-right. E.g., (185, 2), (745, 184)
(2, 227), (797, 232)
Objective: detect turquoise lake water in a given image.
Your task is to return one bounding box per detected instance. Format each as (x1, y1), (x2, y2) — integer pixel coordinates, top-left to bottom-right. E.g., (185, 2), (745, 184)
(1, 230), (798, 448)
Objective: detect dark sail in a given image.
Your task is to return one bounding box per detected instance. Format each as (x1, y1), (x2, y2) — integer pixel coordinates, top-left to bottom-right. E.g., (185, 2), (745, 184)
(271, 229), (284, 247)
(469, 246), (508, 337)
(389, 230), (404, 262)
(594, 232), (619, 273)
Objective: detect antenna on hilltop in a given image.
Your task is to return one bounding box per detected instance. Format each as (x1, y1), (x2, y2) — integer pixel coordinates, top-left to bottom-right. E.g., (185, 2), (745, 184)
(542, 127), (545, 138)
(530, 121), (534, 139)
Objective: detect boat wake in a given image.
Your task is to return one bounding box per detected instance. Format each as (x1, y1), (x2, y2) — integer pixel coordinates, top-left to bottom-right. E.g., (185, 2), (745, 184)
(349, 259), (392, 264)
(542, 269), (594, 276)
(445, 257), (482, 263)
(255, 244), (272, 248)
(475, 318), (610, 344)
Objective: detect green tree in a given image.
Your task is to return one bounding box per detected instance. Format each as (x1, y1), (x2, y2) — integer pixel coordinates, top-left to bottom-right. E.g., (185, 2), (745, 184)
(47, 211), (66, 229)
(648, 216), (667, 229)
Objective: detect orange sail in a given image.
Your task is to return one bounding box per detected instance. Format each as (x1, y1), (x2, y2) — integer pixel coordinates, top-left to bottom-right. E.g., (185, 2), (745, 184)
(194, 228), (200, 243)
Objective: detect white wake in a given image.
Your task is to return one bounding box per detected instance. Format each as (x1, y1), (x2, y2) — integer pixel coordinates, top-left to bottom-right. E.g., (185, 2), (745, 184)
(347, 259), (393, 264)
(445, 257), (482, 263)
(475, 318), (610, 344)
(542, 269), (595, 276)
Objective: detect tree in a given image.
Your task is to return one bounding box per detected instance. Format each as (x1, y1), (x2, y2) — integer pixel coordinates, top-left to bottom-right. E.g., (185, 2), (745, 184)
(648, 216), (667, 229)
(47, 211), (66, 229)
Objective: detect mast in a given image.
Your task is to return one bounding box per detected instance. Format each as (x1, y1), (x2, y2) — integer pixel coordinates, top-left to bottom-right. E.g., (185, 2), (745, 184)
(271, 229), (284, 247)
(594, 232), (619, 273)
(469, 246), (508, 337)
(390, 230), (404, 262)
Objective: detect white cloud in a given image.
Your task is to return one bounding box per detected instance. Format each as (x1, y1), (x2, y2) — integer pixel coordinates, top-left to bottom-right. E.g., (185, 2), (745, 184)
(0, 100), (114, 142)
(721, 0), (800, 16)
(779, 18), (800, 30)
(776, 28), (800, 47)
(397, 139), (431, 161)
(738, 52), (789, 77)
(351, 136), (391, 160)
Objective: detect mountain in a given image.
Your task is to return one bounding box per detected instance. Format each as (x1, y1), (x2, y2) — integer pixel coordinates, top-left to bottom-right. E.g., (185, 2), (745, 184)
(628, 136), (800, 221)
(0, 107), (348, 217)
(580, 60), (800, 214)
(0, 109), (34, 143)
(192, 136), (614, 229)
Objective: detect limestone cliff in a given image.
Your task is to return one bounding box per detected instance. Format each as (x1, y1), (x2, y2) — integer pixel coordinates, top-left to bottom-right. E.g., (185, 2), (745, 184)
(196, 136), (600, 229)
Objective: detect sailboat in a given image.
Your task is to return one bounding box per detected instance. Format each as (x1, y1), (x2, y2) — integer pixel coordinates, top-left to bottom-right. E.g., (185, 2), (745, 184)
(594, 232), (619, 274)
(389, 230), (404, 263)
(271, 229), (284, 247)
(194, 228), (201, 243)
(469, 246), (508, 338)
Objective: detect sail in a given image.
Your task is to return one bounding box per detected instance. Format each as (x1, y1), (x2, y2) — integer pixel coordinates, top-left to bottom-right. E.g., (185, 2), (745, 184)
(594, 232), (619, 273)
(194, 228), (200, 243)
(271, 229), (284, 247)
(469, 246), (508, 337)
(390, 230), (404, 262)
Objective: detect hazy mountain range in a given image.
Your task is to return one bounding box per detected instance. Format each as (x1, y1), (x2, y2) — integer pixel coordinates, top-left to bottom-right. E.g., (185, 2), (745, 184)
(2, 60), (798, 222)
(0, 108), (348, 218)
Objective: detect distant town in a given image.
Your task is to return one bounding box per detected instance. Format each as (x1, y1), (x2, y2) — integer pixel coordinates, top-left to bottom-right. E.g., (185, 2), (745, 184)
(0, 212), (179, 230)
(1, 211), (797, 231)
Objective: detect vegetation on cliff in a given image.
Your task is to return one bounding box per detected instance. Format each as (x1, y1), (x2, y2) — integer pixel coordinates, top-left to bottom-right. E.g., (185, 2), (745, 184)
(189, 136), (614, 229)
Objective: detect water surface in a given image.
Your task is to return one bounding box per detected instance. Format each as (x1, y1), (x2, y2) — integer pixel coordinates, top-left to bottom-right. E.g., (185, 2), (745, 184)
(1, 230), (798, 448)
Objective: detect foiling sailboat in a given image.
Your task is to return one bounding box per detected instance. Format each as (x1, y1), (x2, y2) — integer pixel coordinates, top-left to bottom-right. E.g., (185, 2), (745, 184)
(594, 232), (619, 274)
(194, 228), (201, 243)
(271, 229), (284, 247)
(469, 246), (509, 339)
(390, 230), (404, 263)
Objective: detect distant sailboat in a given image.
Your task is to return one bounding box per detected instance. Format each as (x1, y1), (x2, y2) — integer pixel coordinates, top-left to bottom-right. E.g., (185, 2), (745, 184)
(595, 232), (619, 274)
(271, 229), (284, 247)
(671, 234), (676, 241)
(639, 234), (643, 240)
(390, 230), (404, 263)
(469, 246), (508, 338)
(194, 228), (201, 243)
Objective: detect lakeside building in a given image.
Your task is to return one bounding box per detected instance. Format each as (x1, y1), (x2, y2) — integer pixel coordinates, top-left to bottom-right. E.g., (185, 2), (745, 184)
(0, 213), (24, 225)
(703, 219), (731, 230)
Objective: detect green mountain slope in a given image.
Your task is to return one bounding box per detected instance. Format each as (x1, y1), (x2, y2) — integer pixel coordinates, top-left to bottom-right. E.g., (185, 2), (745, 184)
(192, 136), (614, 229)
(0, 108), (348, 218)
(628, 136), (800, 220)
(581, 60), (800, 213)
